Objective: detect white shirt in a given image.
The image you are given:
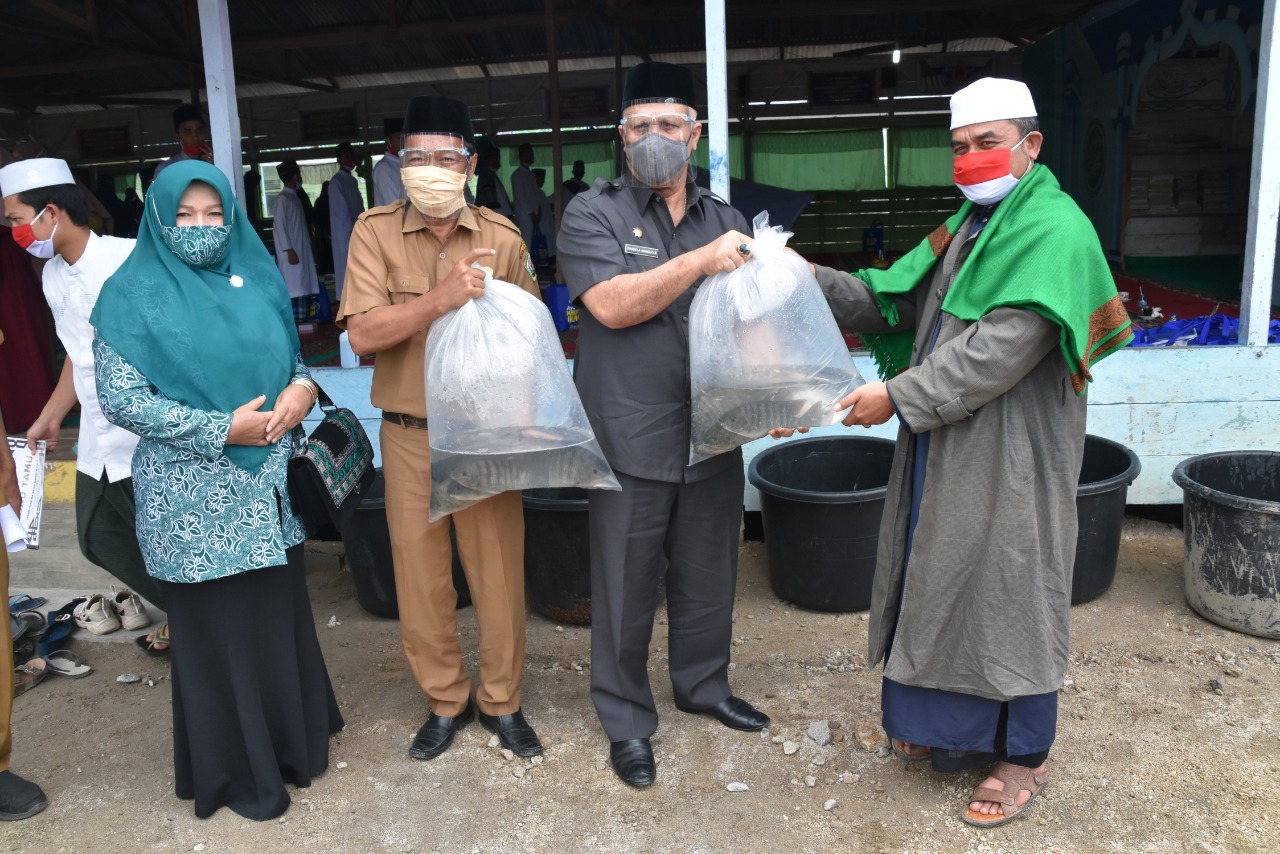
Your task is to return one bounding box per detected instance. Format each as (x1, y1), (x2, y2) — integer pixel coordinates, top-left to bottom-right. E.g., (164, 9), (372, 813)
(328, 167), (364, 297)
(271, 186), (320, 299)
(372, 151), (405, 208)
(510, 164), (541, 244)
(42, 233), (141, 482)
(151, 147), (191, 179)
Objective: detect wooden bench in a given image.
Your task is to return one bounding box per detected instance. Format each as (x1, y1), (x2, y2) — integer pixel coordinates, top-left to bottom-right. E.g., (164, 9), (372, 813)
(790, 186), (964, 254)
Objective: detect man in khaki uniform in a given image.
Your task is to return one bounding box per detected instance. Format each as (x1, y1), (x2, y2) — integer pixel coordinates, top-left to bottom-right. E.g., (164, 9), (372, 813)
(337, 96), (544, 761)
(1, 330), (50, 820)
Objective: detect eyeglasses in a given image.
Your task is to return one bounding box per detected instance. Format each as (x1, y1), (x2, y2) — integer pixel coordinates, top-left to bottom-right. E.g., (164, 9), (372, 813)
(619, 114), (695, 138)
(399, 148), (471, 171)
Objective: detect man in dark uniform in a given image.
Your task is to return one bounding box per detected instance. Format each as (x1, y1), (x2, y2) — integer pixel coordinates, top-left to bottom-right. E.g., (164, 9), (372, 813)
(557, 61), (769, 788)
(337, 96), (544, 763)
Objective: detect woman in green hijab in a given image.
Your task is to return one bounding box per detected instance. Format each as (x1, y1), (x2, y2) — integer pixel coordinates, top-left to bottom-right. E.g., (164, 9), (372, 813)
(92, 160), (343, 821)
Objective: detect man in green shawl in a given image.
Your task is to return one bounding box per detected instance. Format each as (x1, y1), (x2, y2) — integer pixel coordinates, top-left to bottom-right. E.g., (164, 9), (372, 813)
(805, 78), (1130, 827)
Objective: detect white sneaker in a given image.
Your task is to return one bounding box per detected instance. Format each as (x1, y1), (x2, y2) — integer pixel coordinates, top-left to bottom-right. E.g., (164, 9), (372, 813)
(73, 594), (121, 636)
(110, 589), (151, 631)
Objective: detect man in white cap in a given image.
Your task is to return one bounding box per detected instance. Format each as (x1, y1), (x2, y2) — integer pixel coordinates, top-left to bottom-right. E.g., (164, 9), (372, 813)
(796, 78), (1131, 826)
(1, 158), (168, 653)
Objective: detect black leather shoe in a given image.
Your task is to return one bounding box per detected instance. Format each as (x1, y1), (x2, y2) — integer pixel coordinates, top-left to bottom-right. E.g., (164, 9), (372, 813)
(676, 696), (770, 732)
(409, 698), (474, 760)
(0, 770), (48, 821)
(609, 738), (656, 788)
(478, 708), (544, 757)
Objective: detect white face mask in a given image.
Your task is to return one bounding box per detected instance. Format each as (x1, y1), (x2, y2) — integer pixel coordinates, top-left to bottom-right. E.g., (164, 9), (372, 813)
(401, 164), (469, 218)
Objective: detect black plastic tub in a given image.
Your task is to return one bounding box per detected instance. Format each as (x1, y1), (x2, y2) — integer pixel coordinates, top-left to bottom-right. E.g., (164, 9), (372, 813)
(522, 487), (592, 625)
(339, 468), (471, 619)
(1172, 451), (1280, 639)
(747, 436), (895, 612)
(1072, 435), (1142, 605)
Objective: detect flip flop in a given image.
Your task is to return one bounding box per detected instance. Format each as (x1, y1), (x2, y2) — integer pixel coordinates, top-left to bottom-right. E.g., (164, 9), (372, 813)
(10, 610), (46, 642)
(13, 658), (48, 697)
(135, 623), (170, 658)
(37, 613), (74, 658)
(44, 650), (93, 679)
(9, 594), (47, 614)
(12, 635), (36, 666)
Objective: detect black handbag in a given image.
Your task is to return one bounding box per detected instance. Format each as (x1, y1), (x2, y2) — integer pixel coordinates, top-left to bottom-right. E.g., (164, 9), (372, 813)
(287, 383), (376, 536)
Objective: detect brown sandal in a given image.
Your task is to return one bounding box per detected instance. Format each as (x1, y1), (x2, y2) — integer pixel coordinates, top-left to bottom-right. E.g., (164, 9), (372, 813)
(961, 761), (1050, 828)
(13, 657), (48, 698)
(891, 739), (932, 762)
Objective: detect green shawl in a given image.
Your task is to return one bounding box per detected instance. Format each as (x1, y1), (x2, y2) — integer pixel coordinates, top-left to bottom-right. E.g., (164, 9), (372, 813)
(91, 160), (299, 470)
(857, 164), (1131, 394)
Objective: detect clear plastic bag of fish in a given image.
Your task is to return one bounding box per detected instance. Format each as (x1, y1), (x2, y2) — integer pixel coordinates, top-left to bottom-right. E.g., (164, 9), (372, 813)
(425, 266), (619, 521)
(688, 211), (865, 464)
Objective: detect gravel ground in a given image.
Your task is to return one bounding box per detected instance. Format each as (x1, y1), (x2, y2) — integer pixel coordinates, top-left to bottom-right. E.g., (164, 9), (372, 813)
(6, 517), (1278, 853)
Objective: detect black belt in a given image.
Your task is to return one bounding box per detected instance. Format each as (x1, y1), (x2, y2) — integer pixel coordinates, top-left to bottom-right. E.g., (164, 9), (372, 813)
(382, 411), (429, 430)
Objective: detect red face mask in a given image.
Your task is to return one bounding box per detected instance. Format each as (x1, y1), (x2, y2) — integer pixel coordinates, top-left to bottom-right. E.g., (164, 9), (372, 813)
(10, 206), (57, 259)
(953, 147), (1015, 186)
(340, 156), (358, 170)
(181, 142), (206, 157)
(952, 133), (1031, 205)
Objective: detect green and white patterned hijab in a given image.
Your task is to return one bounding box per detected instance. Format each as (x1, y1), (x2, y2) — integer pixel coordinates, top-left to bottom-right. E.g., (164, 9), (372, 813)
(91, 160), (300, 471)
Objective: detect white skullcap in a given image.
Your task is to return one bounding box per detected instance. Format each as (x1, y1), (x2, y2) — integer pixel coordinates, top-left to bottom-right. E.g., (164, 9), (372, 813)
(949, 78), (1037, 130)
(0, 157), (75, 198)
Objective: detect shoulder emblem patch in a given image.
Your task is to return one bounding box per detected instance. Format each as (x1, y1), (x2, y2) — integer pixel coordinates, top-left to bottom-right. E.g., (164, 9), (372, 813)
(519, 241), (538, 284)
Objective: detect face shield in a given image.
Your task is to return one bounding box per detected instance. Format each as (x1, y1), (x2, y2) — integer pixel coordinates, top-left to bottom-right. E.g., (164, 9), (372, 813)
(619, 100), (698, 189)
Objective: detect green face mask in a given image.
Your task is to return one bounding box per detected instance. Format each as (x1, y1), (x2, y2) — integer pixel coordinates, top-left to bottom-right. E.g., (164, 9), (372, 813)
(152, 196), (233, 268)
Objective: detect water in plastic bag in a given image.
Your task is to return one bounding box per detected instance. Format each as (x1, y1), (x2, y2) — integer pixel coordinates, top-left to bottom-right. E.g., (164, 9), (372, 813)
(688, 212), (865, 464)
(425, 266), (619, 520)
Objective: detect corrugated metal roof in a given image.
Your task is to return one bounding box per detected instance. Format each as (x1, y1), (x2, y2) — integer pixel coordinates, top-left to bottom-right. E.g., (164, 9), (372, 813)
(0, 1), (1101, 112)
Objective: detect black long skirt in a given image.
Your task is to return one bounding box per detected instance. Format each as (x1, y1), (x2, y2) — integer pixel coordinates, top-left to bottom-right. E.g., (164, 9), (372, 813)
(160, 546), (344, 820)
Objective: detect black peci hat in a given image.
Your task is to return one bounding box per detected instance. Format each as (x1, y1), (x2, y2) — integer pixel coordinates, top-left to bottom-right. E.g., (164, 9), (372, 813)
(623, 62), (696, 107)
(172, 103), (203, 130)
(383, 117), (404, 137)
(402, 96), (475, 148)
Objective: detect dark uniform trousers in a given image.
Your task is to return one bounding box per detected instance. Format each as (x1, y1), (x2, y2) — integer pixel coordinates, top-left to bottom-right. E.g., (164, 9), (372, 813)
(380, 421), (526, 717)
(589, 464), (745, 741)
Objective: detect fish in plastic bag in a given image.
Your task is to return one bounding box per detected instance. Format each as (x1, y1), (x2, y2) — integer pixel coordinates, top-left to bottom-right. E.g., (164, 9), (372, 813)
(688, 211), (865, 464)
(425, 265), (619, 520)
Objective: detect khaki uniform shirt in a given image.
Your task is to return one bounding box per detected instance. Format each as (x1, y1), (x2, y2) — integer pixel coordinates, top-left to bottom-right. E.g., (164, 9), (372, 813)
(336, 201), (539, 419)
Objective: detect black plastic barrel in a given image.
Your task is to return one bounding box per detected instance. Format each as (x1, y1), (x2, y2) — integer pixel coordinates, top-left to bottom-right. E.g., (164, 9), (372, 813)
(747, 436), (895, 612)
(339, 468), (471, 619)
(1172, 451), (1280, 639)
(522, 487), (592, 625)
(1072, 435), (1142, 604)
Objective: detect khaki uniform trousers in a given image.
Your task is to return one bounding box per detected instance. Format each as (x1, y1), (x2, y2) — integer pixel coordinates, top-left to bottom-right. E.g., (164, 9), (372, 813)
(1, 490), (13, 772)
(380, 420), (526, 718)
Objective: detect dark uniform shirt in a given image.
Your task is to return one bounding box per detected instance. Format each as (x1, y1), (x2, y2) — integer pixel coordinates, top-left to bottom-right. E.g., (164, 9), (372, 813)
(558, 177), (749, 484)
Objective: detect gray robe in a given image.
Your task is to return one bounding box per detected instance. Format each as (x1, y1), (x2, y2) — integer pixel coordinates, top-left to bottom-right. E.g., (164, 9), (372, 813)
(815, 212), (1086, 702)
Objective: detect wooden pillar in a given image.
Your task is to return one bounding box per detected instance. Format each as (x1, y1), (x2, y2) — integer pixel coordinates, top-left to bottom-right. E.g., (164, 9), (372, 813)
(1241, 0), (1279, 346)
(704, 0), (730, 202)
(546, 0), (563, 225)
(196, 0), (245, 202)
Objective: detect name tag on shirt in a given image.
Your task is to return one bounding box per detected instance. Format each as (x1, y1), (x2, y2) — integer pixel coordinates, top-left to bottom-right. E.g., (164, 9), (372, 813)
(624, 243), (659, 258)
